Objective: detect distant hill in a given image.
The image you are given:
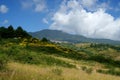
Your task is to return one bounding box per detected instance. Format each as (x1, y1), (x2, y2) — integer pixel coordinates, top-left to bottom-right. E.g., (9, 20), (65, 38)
(29, 29), (120, 45)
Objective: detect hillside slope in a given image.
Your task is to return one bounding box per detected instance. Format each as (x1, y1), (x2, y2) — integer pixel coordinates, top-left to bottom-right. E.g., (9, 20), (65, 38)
(0, 38), (120, 80)
(29, 29), (120, 45)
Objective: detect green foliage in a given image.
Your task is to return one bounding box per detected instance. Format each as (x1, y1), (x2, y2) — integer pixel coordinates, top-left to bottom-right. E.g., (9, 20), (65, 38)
(14, 51), (75, 68)
(26, 45), (89, 61)
(88, 54), (120, 67)
(97, 68), (120, 76)
(7, 25), (15, 38)
(26, 44), (120, 68)
(0, 54), (8, 70)
(86, 67), (93, 74)
(0, 25), (31, 39)
(90, 43), (120, 52)
(1, 38), (120, 77)
(41, 37), (49, 42)
(81, 66), (93, 74)
(0, 27), (8, 38)
(90, 43), (109, 51)
(81, 66), (87, 71)
(0, 41), (75, 68)
(15, 26), (31, 38)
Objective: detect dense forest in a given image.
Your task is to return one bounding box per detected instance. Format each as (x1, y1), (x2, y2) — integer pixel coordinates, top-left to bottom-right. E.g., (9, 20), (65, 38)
(0, 25), (31, 38)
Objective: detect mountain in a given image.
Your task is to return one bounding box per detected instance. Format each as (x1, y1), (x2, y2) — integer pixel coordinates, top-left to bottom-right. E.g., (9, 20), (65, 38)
(29, 29), (120, 45)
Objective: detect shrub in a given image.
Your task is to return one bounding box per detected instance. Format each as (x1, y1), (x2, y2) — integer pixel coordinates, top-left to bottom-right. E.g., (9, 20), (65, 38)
(0, 54), (8, 70)
(81, 66), (87, 71)
(81, 66), (93, 74)
(107, 69), (120, 76)
(88, 54), (120, 67)
(38, 55), (75, 68)
(86, 67), (93, 74)
(41, 37), (49, 42)
(97, 68), (120, 76)
(96, 69), (105, 73)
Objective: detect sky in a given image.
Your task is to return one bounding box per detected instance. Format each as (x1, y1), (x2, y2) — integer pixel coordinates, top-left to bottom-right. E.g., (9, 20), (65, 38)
(0, 0), (120, 41)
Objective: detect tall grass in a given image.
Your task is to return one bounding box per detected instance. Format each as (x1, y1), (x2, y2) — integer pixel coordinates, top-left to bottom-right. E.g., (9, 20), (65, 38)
(1, 62), (120, 80)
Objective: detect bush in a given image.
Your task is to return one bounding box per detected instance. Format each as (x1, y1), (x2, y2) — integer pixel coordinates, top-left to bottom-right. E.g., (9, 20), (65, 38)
(81, 66), (93, 74)
(86, 68), (93, 74)
(0, 54), (8, 70)
(81, 66), (87, 71)
(41, 37), (49, 42)
(107, 69), (120, 76)
(97, 68), (120, 76)
(88, 54), (120, 67)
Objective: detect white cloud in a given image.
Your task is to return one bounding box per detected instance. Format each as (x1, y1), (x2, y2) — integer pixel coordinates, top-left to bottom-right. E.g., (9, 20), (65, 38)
(33, 0), (46, 12)
(0, 19), (9, 25)
(21, 0), (46, 12)
(35, 3), (46, 12)
(50, 0), (120, 41)
(43, 18), (49, 24)
(0, 5), (8, 13)
(3, 20), (8, 24)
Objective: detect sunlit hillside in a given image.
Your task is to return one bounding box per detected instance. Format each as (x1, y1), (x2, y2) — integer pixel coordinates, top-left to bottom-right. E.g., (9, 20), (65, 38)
(0, 37), (120, 80)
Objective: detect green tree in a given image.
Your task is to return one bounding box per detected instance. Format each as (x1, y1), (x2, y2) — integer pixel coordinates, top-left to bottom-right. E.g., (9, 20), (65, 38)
(41, 37), (49, 42)
(7, 25), (15, 38)
(0, 26), (31, 38)
(15, 26), (31, 38)
(0, 27), (7, 38)
(15, 26), (23, 37)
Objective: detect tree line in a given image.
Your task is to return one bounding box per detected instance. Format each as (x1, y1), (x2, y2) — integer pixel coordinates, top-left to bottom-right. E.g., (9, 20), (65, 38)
(0, 25), (31, 38)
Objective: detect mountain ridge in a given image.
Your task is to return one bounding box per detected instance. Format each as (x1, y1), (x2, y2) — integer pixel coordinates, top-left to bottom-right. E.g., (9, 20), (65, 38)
(29, 29), (120, 45)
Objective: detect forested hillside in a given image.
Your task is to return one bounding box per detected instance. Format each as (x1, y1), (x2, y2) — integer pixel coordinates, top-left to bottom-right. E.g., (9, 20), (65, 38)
(0, 25), (31, 38)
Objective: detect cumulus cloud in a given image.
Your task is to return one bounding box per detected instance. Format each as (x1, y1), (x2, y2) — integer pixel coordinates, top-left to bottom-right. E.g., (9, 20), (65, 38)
(0, 5), (8, 13)
(21, 0), (46, 12)
(50, 0), (120, 41)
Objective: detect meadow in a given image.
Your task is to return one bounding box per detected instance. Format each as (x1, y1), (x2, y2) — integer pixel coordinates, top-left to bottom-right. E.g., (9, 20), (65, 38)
(0, 38), (120, 80)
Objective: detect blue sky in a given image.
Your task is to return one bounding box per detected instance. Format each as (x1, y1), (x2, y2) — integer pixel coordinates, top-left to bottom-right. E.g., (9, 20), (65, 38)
(0, 0), (120, 40)
(0, 0), (63, 31)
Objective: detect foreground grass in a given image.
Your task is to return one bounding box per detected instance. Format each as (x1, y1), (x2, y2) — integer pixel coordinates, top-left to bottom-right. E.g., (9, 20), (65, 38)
(0, 62), (120, 80)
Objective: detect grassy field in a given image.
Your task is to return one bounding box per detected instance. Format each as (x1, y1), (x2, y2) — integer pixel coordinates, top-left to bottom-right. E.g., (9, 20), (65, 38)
(0, 38), (120, 80)
(0, 62), (120, 80)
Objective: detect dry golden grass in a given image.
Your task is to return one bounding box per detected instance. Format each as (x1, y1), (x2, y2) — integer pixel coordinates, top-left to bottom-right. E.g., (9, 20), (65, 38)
(0, 62), (120, 80)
